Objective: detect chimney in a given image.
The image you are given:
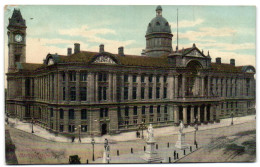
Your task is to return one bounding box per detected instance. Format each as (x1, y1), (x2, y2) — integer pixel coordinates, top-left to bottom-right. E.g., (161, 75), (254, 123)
(99, 44), (104, 53)
(216, 57), (221, 64)
(74, 43), (80, 54)
(118, 46), (124, 56)
(67, 48), (72, 56)
(230, 59), (235, 66)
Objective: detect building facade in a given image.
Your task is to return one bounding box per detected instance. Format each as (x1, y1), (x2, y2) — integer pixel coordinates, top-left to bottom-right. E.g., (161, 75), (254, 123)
(6, 7), (256, 137)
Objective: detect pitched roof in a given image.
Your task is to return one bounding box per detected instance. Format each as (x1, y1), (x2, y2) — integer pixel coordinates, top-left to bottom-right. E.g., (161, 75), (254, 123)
(19, 63), (46, 71)
(211, 63), (243, 73)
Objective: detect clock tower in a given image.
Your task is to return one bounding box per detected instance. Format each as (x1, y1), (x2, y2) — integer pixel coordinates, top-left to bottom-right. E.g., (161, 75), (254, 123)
(7, 8), (27, 72)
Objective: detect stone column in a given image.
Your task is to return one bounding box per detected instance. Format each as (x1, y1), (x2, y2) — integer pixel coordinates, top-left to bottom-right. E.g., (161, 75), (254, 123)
(64, 108), (69, 132)
(183, 106), (188, 126)
(168, 105), (174, 122)
(197, 106), (201, 124)
(216, 104), (220, 123)
(207, 76), (211, 96)
(137, 74), (141, 100)
(190, 106), (195, 125)
(182, 75), (186, 97)
(174, 75), (178, 98)
(120, 74), (124, 101)
(168, 74), (174, 99)
(87, 72), (94, 103)
(201, 76), (205, 96)
(144, 76), (149, 100)
(174, 105), (179, 125)
(128, 74), (133, 100)
(90, 108), (101, 136)
(65, 71), (69, 102)
(76, 71), (80, 102)
(112, 73), (117, 102)
(210, 105), (214, 123)
(95, 73), (99, 102)
(108, 72), (113, 102)
(204, 106), (208, 124)
(160, 76), (164, 99)
(152, 75), (156, 100)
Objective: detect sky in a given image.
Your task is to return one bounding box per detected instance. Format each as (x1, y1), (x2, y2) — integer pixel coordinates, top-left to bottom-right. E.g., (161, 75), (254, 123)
(4, 5), (256, 73)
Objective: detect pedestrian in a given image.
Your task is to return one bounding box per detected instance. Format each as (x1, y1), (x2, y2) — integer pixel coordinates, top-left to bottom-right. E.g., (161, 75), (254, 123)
(137, 131), (140, 138)
(136, 130), (139, 138)
(71, 136), (75, 143)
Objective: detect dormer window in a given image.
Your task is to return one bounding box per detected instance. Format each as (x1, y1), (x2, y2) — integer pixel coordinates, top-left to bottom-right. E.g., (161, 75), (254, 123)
(47, 58), (54, 65)
(156, 22), (160, 26)
(165, 22), (169, 26)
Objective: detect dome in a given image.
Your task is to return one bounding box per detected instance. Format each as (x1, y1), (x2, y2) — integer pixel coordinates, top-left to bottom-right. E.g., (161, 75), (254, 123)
(146, 6), (172, 35)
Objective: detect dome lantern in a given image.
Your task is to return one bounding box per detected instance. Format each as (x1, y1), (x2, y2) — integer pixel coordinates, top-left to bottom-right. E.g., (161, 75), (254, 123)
(156, 5), (162, 16)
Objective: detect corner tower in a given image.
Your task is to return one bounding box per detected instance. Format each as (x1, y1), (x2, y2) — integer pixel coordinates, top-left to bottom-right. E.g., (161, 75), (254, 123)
(145, 6), (173, 57)
(7, 8), (27, 72)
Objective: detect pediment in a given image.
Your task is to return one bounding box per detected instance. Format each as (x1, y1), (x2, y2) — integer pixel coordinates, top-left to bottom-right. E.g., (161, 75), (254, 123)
(93, 55), (117, 65)
(186, 49), (204, 58)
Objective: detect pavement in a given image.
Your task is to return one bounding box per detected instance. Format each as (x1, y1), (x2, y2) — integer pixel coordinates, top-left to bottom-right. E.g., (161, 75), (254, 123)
(7, 115), (256, 144)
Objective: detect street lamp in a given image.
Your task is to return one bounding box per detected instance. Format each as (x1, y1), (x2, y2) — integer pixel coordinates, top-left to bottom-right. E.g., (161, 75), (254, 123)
(194, 118), (198, 145)
(91, 138), (95, 161)
(139, 122), (146, 139)
(31, 117), (34, 133)
(231, 112), (234, 125)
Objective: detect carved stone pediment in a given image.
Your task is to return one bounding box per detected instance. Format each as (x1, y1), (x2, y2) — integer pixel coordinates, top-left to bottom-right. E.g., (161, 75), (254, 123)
(93, 55), (116, 64)
(186, 50), (204, 58)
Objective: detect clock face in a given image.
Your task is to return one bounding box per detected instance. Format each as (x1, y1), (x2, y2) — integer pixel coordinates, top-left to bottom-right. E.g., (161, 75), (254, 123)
(15, 34), (23, 42)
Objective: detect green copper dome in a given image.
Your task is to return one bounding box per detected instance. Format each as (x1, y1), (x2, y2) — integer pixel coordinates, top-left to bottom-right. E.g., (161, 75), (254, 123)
(146, 6), (172, 35)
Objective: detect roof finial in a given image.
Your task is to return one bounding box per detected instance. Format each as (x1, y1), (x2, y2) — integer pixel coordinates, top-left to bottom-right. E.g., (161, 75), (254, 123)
(193, 43), (196, 48)
(208, 50), (210, 56)
(156, 5), (162, 16)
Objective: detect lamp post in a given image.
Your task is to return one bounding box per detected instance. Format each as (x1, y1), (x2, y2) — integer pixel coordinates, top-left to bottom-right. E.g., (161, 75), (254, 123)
(231, 112), (234, 125)
(78, 125), (82, 143)
(91, 138), (95, 161)
(139, 122), (146, 139)
(31, 117), (34, 133)
(194, 118), (198, 145)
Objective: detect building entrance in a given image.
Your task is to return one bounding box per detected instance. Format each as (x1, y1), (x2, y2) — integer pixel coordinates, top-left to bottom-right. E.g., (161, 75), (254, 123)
(101, 123), (107, 135)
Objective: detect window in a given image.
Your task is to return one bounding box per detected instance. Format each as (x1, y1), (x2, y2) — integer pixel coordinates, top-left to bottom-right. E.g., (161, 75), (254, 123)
(142, 118), (146, 123)
(80, 72), (87, 81)
(69, 72), (76, 81)
(141, 75), (145, 83)
(100, 108), (108, 118)
(124, 74), (128, 82)
(63, 87), (66, 100)
(164, 105), (168, 113)
(141, 87), (145, 99)
(133, 106), (138, 115)
(125, 106), (129, 117)
(125, 120), (129, 125)
(70, 87), (76, 101)
(62, 72), (66, 81)
(164, 76), (167, 83)
(59, 109), (64, 119)
(157, 105), (161, 113)
(124, 87), (128, 100)
(149, 117), (153, 122)
(103, 87), (107, 100)
(81, 109), (87, 119)
(80, 87), (87, 101)
(149, 105), (153, 114)
(132, 75), (137, 83)
(149, 87), (152, 99)
(132, 87), (137, 99)
(142, 106), (146, 115)
(163, 87), (167, 98)
(68, 125), (75, 132)
(98, 86), (107, 101)
(98, 73), (107, 82)
(133, 119), (138, 124)
(149, 75), (153, 82)
(156, 75), (160, 83)
(59, 125), (64, 132)
(81, 125), (87, 132)
(50, 108), (53, 117)
(157, 117), (161, 122)
(156, 87), (160, 99)
(69, 109), (75, 119)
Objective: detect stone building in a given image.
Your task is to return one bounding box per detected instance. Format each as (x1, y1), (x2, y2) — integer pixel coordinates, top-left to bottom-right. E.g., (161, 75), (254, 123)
(6, 7), (256, 137)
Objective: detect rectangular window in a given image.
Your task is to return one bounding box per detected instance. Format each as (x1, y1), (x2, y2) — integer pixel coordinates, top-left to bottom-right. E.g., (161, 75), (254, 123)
(81, 109), (87, 119)
(141, 75), (145, 83)
(156, 87), (160, 99)
(164, 105), (168, 113)
(59, 125), (64, 132)
(142, 106), (146, 115)
(80, 72), (87, 81)
(157, 105), (161, 113)
(124, 74), (128, 82)
(68, 125), (75, 132)
(125, 106), (129, 117)
(98, 87), (102, 101)
(98, 73), (103, 81)
(98, 73), (107, 82)
(100, 108), (104, 118)
(62, 72), (66, 81)
(132, 75), (137, 83)
(81, 125), (87, 132)
(133, 119), (138, 124)
(149, 87), (153, 99)
(141, 87), (145, 99)
(63, 87), (66, 100)
(69, 109), (75, 119)
(149, 105), (153, 114)
(124, 87), (128, 100)
(69, 72), (76, 81)
(164, 76), (167, 83)
(59, 109), (64, 119)
(133, 106), (138, 115)
(70, 87), (76, 101)
(50, 108), (53, 117)
(132, 87), (137, 99)
(105, 108), (108, 117)
(103, 87), (107, 100)
(80, 87), (87, 101)
(156, 75), (160, 83)
(149, 75), (153, 82)
(163, 87), (167, 98)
